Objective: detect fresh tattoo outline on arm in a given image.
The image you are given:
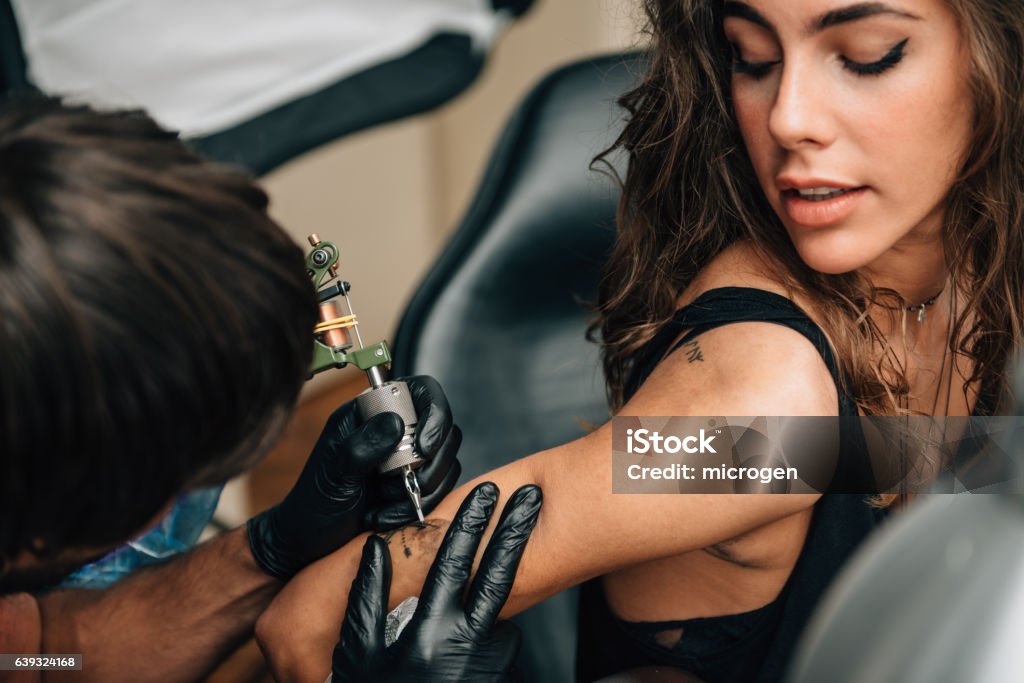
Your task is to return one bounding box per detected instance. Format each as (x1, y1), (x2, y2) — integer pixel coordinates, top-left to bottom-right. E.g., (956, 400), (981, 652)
(376, 521), (445, 559)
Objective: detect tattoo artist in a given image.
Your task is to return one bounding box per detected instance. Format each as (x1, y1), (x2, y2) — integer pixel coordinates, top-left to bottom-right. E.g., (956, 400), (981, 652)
(0, 96), (539, 682)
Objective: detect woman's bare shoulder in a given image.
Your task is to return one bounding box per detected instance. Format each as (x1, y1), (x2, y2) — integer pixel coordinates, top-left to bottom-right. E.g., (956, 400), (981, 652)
(635, 242), (838, 418)
(631, 318), (840, 418)
(676, 241), (811, 310)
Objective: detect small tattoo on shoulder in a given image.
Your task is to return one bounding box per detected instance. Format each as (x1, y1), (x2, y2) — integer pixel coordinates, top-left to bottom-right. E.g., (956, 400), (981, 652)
(684, 340), (704, 363)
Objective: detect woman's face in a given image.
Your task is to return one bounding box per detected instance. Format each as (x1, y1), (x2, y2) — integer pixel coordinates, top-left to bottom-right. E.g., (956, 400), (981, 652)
(724, 0), (973, 275)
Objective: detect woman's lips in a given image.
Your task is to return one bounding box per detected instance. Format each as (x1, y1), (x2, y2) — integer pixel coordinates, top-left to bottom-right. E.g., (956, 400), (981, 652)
(781, 187), (868, 228)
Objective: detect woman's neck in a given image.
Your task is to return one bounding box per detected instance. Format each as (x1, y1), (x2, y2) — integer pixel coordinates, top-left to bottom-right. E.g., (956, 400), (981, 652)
(859, 240), (951, 345)
(860, 242), (949, 308)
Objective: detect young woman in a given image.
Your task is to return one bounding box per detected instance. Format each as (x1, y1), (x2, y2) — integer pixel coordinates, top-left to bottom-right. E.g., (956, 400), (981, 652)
(256, 1), (1023, 680)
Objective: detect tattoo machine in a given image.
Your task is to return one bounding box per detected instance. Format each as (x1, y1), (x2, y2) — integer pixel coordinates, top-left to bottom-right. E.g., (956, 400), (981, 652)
(305, 234), (426, 523)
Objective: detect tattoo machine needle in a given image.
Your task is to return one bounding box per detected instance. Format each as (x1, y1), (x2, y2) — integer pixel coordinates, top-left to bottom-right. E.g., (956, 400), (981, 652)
(304, 234), (425, 524)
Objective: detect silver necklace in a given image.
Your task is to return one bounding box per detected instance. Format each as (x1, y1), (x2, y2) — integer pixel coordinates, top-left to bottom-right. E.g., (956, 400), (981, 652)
(907, 289), (943, 323)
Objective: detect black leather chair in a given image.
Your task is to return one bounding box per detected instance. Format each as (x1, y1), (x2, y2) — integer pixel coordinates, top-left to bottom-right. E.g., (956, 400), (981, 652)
(392, 52), (644, 683)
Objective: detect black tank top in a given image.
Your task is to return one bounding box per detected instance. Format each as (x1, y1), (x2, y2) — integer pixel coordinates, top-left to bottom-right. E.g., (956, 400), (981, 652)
(576, 287), (891, 682)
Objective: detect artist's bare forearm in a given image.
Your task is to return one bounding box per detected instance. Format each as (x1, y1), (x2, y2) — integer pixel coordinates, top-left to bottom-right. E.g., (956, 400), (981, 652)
(34, 527), (278, 683)
(0, 593), (43, 683)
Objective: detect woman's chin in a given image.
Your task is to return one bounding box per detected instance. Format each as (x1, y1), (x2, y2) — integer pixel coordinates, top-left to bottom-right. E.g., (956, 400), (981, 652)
(778, 225), (892, 276)
(790, 241), (872, 276)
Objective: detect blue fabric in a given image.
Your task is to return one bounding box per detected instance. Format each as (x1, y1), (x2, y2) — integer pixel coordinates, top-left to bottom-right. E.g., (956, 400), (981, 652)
(59, 485), (223, 589)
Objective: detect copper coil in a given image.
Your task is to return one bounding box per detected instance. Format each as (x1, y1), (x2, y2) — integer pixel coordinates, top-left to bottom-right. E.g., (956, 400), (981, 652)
(318, 301), (351, 349)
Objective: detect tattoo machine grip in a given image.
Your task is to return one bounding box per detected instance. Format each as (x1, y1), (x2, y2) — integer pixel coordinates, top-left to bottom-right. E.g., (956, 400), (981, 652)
(355, 380), (424, 475)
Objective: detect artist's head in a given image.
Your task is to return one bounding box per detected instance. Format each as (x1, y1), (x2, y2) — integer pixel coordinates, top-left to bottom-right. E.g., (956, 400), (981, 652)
(597, 0), (1024, 413)
(0, 95), (318, 586)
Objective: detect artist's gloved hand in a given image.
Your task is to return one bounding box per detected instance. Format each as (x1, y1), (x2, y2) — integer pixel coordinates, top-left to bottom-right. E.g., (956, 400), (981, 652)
(248, 375), (462, 581)
(331, 482), (542, 683)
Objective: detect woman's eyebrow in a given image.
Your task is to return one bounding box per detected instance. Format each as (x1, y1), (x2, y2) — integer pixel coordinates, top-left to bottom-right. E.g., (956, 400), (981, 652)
(817, 2), (923, 30)
(722, 2), (922, 35)
(722, 1), (774, 32)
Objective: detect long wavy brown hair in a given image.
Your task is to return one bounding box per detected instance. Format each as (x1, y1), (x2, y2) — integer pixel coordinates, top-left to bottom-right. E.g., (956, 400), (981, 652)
(595, 0), (1024, 419)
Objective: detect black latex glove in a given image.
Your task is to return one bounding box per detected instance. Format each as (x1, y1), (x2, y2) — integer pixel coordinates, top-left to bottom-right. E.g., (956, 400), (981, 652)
(332, 482), (543, 683)
(248, 375), (462, 581)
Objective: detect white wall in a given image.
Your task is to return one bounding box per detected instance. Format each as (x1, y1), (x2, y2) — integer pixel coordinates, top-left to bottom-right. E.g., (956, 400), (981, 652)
(261, 0), (644, 396)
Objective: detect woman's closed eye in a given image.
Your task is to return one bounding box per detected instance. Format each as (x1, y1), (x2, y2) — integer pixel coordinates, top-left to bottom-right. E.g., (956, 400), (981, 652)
(840, 38), (909, 76)
(729, 44), (781, 78)
(730, 38), (910, 79)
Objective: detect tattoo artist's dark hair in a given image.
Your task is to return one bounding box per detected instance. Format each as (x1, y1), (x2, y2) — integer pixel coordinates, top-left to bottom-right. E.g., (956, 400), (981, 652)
(0, 95), (317, 566)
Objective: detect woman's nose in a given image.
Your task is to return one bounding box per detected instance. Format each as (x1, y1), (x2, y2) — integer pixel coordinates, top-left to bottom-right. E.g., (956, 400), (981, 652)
(767, 62), (836, 150)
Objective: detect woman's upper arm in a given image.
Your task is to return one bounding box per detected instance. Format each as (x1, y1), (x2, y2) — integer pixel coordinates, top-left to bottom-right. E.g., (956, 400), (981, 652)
(514, 320), (837, 604)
